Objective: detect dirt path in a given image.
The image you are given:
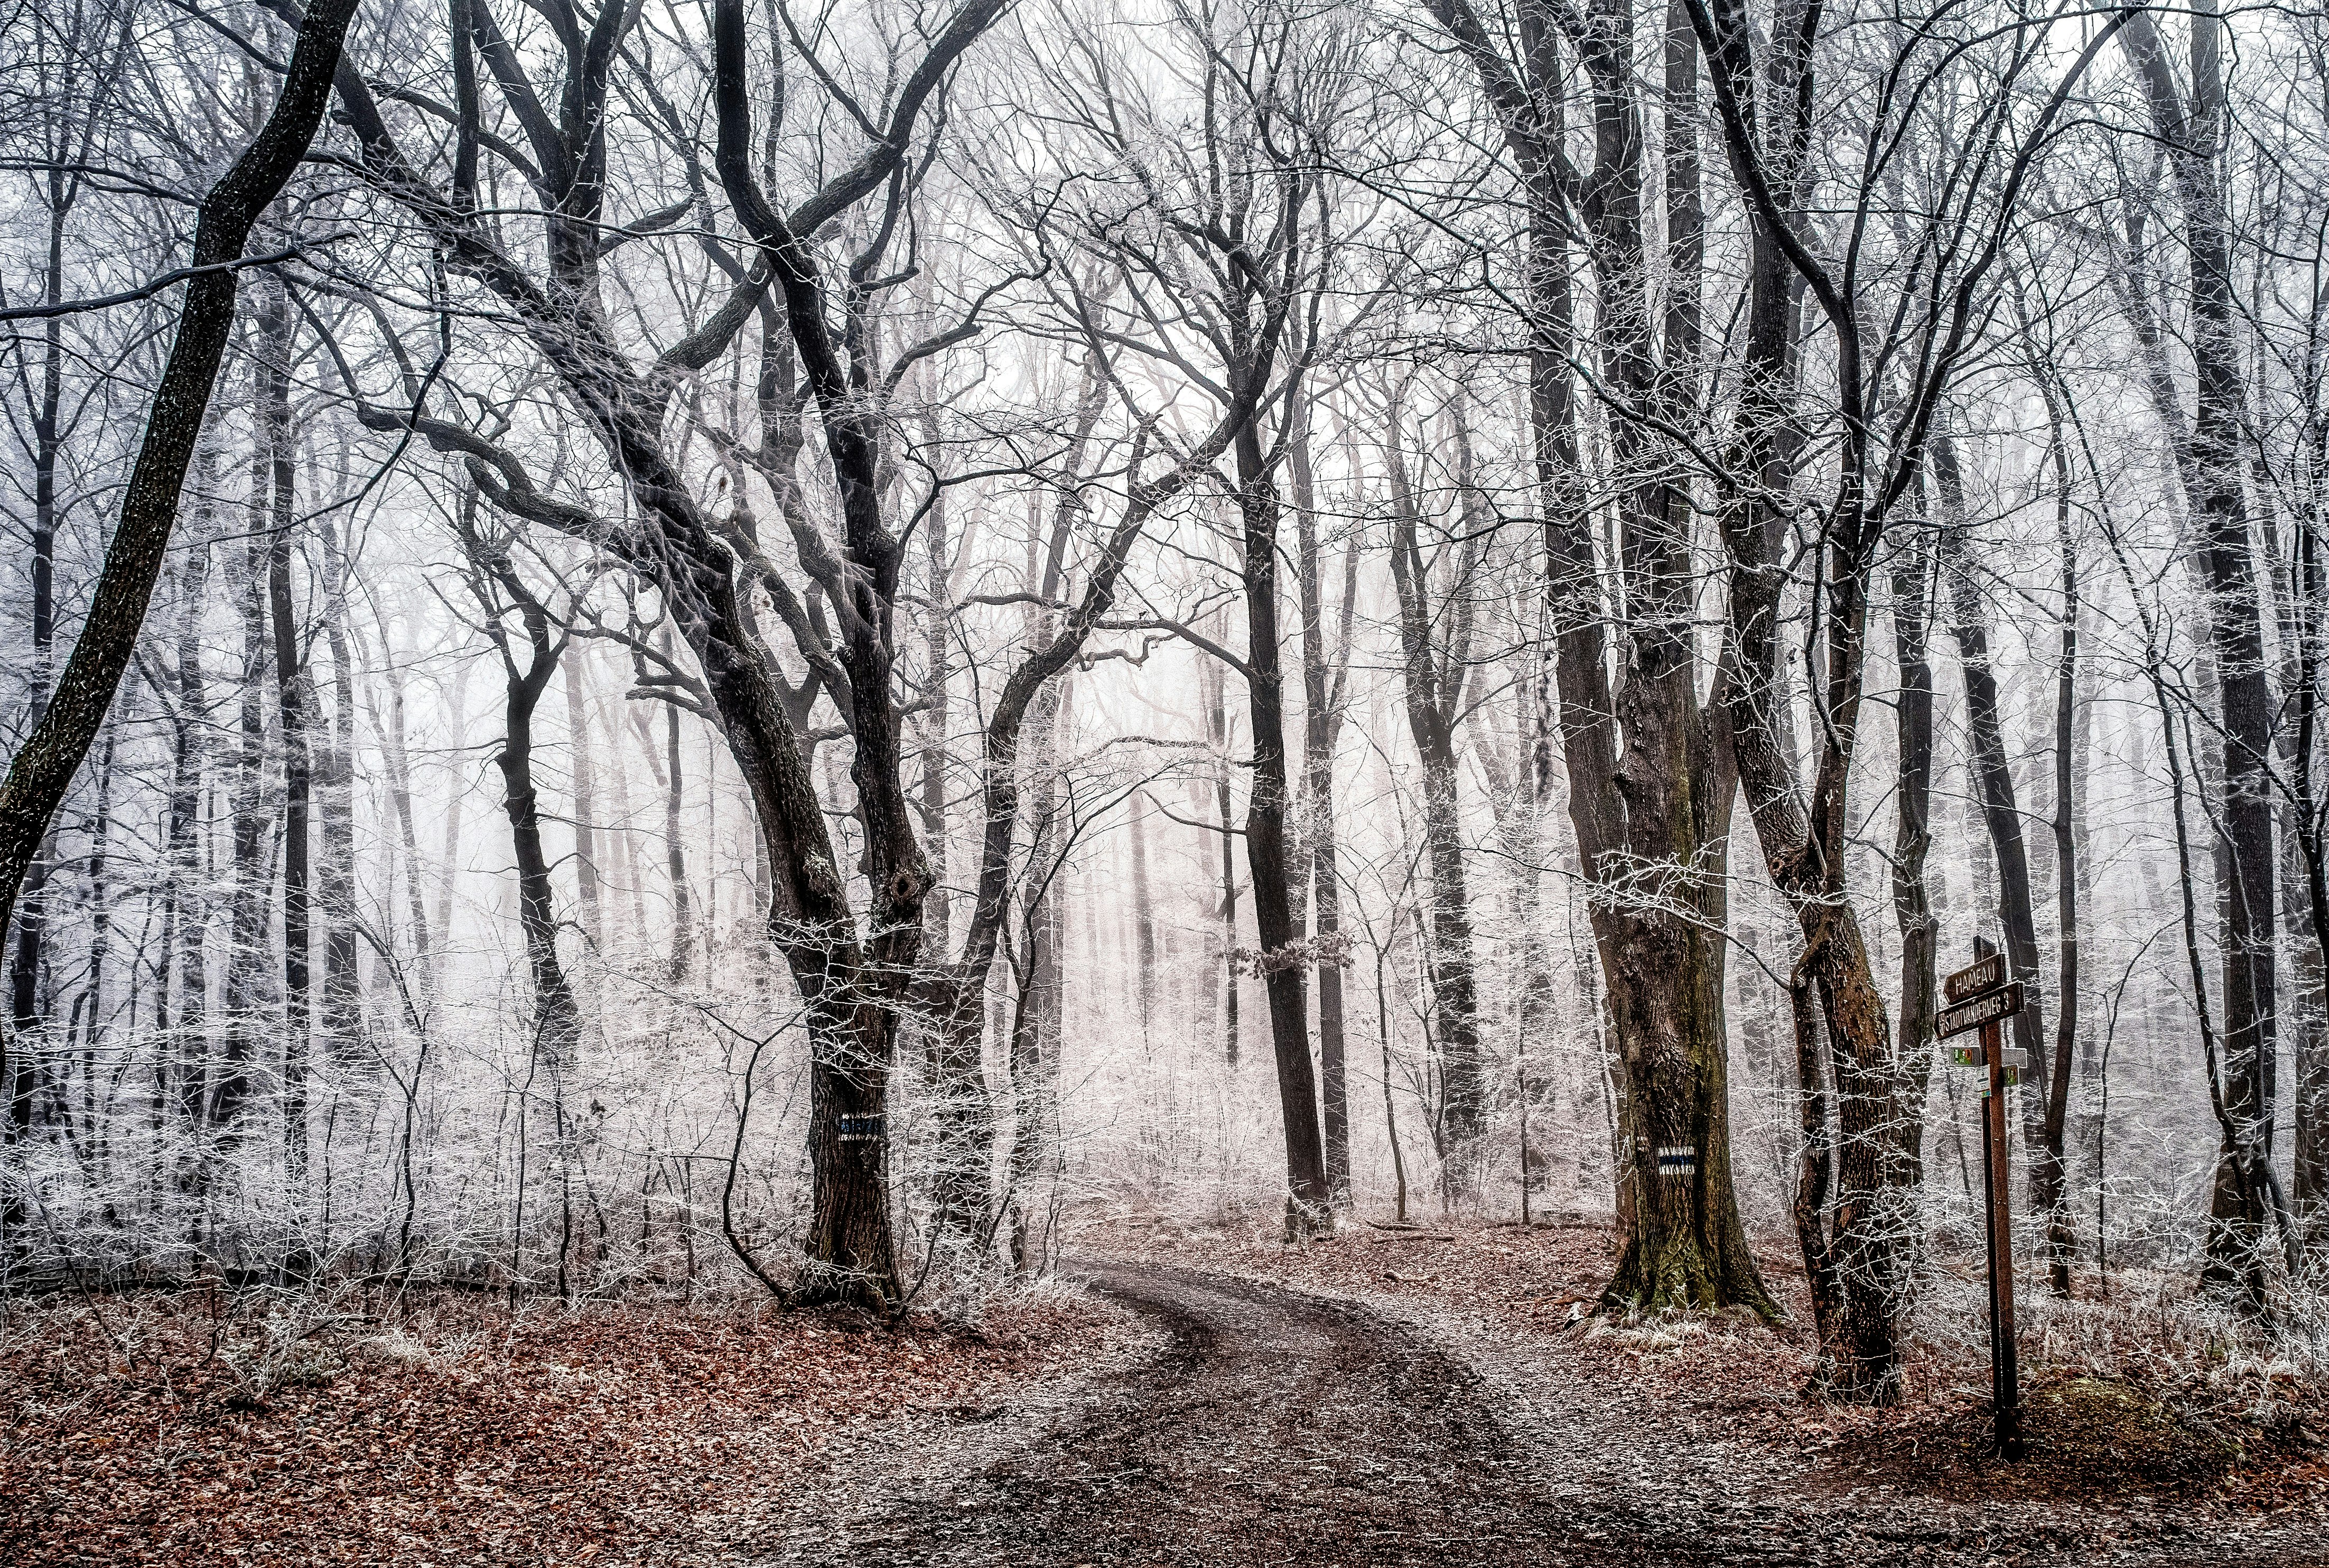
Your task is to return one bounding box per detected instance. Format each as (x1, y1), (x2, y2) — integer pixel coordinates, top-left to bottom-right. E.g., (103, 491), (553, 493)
(763, 1260), (2329, 1567)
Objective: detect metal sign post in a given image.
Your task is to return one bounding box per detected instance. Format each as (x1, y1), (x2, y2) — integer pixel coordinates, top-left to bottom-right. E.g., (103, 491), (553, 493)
(1939, 945), (2026, 1459)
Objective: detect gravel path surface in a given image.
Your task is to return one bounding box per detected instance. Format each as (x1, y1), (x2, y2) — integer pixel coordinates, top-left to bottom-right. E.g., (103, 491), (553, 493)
(763, 1259), (2329, 1567)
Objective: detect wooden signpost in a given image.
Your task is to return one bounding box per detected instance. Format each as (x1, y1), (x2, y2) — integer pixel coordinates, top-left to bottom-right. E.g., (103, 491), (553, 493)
(1942, 950), (2006, 1003)
(1936, 981), (2024, 1046)
(1937, 942), (2026, 1459)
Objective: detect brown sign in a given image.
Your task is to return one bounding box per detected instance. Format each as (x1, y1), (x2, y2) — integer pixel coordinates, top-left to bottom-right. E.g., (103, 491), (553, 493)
(1950, 942), (2024, 1458)
(1944, 953), (2008, 1003)
(1938, 981), (2024, 1041)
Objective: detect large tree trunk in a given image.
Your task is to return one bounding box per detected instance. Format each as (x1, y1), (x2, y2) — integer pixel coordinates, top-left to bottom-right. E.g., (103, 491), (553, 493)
(1575, 3), (1761, 1309)
(1421, 0), (1771, 1309)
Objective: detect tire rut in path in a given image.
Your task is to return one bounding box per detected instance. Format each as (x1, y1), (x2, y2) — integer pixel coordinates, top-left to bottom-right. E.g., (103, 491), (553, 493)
(767, 1259), (2329, 1568)
(776, 1260), (1615, 1567)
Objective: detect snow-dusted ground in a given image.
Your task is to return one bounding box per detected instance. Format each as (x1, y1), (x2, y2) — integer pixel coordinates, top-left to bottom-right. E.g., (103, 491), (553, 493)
(751, 1253), (2329, 1567)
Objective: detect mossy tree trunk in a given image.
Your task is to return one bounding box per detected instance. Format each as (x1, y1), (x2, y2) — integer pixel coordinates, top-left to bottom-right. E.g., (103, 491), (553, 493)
(1423, 0), (1773, 1311)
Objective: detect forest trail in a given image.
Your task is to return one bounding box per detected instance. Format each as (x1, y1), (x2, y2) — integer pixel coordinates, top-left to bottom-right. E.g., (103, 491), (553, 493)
(759, 1259), (2329, 1567)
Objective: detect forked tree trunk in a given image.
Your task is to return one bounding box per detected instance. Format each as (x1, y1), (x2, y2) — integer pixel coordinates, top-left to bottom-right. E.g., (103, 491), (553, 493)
(1728, 500), (1909, 1398)
(470, 548), (582, 1183)
(304, 0), (1009, 1303)
(908, 349), (1182, 1261)
(1695, 0), (1910, 1398)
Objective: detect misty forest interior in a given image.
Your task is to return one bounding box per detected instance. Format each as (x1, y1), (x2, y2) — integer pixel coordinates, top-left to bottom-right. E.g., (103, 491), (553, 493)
(4, 0), (2329, 1563)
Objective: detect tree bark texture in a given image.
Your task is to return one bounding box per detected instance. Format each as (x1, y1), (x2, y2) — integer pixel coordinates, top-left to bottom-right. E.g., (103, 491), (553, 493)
(1419, 0), (1769, 1311)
